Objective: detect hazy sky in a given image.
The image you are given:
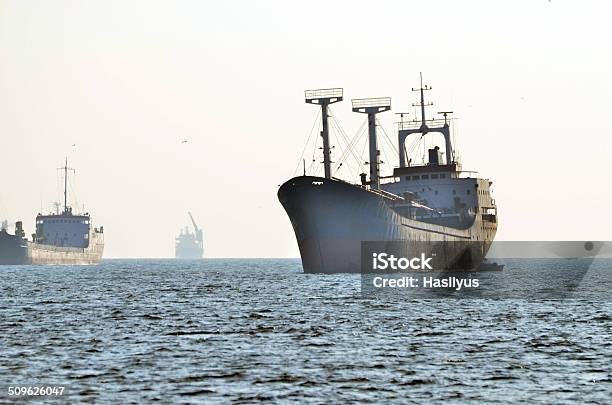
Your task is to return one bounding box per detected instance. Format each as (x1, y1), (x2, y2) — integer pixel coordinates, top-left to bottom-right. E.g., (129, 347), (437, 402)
(1, 0), (611, 257)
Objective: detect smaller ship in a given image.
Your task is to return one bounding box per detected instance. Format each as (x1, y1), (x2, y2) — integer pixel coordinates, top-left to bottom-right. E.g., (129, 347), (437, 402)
(175, 212), (204, 259)
(0, 159), (104, 265)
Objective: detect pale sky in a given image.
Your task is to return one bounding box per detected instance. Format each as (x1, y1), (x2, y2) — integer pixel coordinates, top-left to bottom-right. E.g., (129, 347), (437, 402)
(0, 0), (611, 257)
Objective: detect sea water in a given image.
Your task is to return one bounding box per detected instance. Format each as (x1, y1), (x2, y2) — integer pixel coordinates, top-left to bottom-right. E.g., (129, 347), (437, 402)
(0, 259), (610, 403)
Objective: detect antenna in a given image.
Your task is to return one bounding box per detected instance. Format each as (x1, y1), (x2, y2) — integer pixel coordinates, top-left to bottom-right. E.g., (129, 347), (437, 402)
(57, 158), (75, 214)
(437, 111), (453, 126)
(304, 88), (343, 179)
(394, 112), (410, 124)
(351, 97), (392, 190)
(53, 201), (61, 215)
(411, 72), (433, 125)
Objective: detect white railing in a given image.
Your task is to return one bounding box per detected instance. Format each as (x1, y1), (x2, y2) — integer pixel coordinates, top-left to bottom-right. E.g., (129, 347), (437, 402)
(398, 118), (451, 131)
(351, 97), (391, 109)
(305, 88), (343, 100)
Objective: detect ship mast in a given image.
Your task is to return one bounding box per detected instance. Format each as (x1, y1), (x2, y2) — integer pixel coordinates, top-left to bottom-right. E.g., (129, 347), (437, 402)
(398, 74), (454, 167)
(414, 72), (432, 128)
(351, 97), (392, 190)
(304, 88), (343, 179)
(58, 158), (75, 214)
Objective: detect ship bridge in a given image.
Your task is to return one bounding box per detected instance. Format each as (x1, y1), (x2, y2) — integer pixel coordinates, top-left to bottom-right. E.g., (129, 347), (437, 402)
(374, 75), (496, 228)
(35, 212), (93, 248)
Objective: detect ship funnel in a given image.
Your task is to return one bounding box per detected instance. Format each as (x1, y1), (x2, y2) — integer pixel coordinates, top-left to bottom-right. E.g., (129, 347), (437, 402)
(15, 221), (25, 238)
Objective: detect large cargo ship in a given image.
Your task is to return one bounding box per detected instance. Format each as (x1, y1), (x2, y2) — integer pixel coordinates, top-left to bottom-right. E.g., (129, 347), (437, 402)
(0, 160), (104, 265)
(175, 212), (204, 259)
(278, 78), (498, 273)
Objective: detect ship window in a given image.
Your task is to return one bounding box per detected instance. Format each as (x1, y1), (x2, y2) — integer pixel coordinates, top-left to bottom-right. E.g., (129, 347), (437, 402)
(467, 190), (471, 195)
(405, 176), (410, 181)
(440, 174), (446, 179)
(421, 175), (429, 180)
(411, 175), (420, 180)
(452, 189), (456, 195)
(435, 190), (438, 195)
(431, 174), (438, 179)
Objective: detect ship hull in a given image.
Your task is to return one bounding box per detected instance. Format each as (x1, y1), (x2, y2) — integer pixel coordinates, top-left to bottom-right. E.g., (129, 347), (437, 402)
(278, 176), (495, 273)
(0, 231), (104, 265)
(175, 247), (204, 259)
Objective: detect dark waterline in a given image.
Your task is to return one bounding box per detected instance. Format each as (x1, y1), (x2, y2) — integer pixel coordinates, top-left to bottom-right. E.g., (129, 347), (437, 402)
(1, 259), (610, 403)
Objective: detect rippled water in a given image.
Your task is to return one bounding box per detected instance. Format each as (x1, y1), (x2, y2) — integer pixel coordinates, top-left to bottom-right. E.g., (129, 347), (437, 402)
(1, 259), (610, 403)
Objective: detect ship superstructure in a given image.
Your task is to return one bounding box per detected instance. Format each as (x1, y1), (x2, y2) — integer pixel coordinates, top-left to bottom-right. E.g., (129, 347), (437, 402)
(0, 159), (104, 265)
(175, 212), (204, 259)
(278, 76), (498, 273)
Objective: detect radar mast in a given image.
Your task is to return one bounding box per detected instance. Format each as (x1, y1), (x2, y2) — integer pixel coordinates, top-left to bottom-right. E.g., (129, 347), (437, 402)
(57, 158), (75, 215)
(304, 88), (343, 179)
(398, 74), (454, 167)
